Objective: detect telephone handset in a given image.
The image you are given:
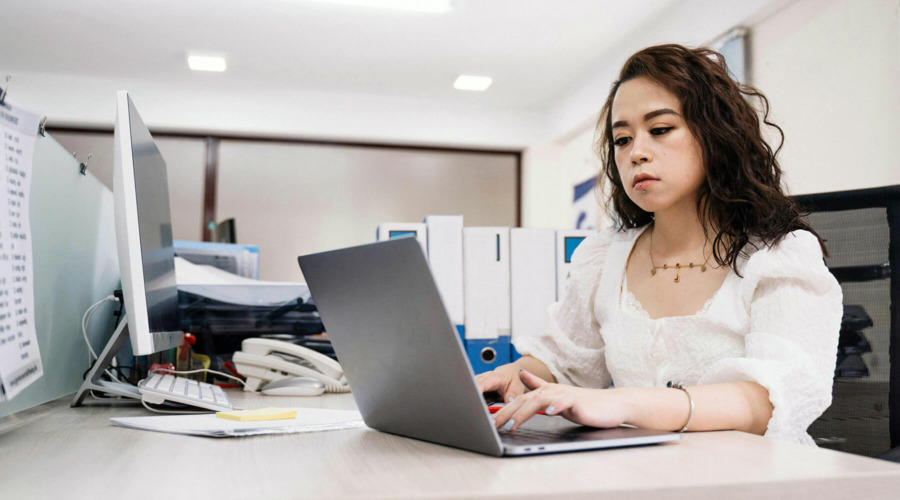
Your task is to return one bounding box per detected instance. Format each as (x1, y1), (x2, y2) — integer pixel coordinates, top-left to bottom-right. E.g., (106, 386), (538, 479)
(232, 338), (349, 393)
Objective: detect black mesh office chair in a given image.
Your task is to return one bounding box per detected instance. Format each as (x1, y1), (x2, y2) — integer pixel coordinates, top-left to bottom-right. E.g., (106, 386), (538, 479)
(795, 185), (900, 461)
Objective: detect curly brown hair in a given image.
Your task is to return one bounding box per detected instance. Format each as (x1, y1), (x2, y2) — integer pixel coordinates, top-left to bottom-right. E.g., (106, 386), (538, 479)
(594, 44), (825, 272)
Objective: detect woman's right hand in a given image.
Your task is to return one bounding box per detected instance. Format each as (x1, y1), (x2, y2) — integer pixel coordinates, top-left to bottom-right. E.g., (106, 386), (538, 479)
(475, 363), (528, 403)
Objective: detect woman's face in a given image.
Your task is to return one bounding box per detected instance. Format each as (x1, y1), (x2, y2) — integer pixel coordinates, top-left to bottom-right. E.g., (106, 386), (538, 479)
(610, 77), (706, 216)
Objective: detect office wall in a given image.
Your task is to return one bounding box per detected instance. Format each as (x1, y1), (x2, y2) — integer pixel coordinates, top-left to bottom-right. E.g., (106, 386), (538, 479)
(520, 143), (565, 229)
(560, 127), (609, 230)
(540, 0), (794, 144)
(525, 0), (900, 227)
(51, 132), (519, 282)
(521, 124), (611, 230)
(750, 0), (900, 194)
(50, 131), (206, 241)
(215, 141), (518, 282)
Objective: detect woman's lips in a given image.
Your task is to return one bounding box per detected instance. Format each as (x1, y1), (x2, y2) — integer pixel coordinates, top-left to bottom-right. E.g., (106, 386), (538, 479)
(634, 178), (658, 190)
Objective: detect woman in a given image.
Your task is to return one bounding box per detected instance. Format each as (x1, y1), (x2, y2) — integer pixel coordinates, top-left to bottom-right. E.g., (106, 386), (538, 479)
(477, 44), (842, 445)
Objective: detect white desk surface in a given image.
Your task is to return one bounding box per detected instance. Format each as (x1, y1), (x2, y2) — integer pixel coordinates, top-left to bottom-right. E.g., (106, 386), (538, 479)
(1, 390), (899, 499)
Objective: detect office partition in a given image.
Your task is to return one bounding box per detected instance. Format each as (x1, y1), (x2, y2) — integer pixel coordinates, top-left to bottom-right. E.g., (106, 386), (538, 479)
(50, 131), (207, 242)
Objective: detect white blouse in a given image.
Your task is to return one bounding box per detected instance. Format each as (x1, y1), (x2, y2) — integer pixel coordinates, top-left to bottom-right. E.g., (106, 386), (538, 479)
(513, 226), (843, 446)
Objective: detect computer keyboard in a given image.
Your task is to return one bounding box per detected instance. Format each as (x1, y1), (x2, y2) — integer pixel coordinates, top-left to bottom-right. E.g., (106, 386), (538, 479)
(138, 373), (233, 412)
(499, 428), (566, 444)
(500, 427), (611, 444)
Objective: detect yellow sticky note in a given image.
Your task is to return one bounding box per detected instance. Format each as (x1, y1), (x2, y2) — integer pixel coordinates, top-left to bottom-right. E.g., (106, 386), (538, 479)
(216, 407), (298, 422)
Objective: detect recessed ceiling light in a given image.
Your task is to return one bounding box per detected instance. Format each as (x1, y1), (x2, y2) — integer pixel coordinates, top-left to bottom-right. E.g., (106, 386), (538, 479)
(453, 75), (492, 92)
(187, 55), (227, 72)
(303, 0), (451, 13)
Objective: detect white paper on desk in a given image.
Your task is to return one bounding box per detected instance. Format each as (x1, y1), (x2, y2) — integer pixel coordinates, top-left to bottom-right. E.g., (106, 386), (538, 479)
(110, 408), (365, 438)
(175, 256), (310, 306)
(0, 99), (42, 401)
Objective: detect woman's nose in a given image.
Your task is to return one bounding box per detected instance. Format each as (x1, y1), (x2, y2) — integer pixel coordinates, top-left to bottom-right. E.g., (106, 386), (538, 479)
(630, 134), (652, 165)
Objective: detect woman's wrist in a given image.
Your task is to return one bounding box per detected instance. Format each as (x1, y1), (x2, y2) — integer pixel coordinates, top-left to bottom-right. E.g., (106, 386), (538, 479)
(493, 360), (522, 375)
(609, 387), (639, 426)
(509, 355), (556, 383)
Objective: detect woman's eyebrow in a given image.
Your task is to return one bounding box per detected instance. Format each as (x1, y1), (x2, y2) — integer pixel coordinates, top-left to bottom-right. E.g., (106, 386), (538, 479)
(612, 108), (681, 129)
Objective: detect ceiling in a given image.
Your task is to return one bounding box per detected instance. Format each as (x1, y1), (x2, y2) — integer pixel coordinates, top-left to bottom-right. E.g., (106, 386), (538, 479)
(1, 0), (790, 147)
(2, 0), (678, 111)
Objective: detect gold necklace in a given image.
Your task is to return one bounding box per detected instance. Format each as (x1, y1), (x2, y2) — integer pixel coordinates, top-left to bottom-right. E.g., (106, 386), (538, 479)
(648, 226), (712, 283)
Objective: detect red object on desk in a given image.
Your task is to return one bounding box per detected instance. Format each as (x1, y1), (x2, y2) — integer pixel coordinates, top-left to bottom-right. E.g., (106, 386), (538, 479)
(149, 362), (175, 374)
(488, 405), (547, 415)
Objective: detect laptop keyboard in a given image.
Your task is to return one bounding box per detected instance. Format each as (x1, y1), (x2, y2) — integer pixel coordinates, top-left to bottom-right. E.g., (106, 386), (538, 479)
(500, 429), (563, 444)
(500, 425), (614, 444)
(499, 428), (566, 444)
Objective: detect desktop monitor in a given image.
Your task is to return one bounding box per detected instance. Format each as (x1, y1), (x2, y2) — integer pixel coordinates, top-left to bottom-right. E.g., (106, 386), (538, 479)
(214, 218), (237, 244)
(112, 90), (183, 355)
(72, 91), (184, 405)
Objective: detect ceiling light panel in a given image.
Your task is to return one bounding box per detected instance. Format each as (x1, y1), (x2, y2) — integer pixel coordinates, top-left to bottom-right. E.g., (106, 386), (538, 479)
(453, 75), (492, 91)
(187, 55), (227, 72)
(303, 0), (451, 13)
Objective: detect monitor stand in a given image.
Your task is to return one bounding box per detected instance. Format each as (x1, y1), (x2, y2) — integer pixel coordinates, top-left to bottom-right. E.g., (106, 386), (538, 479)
(71, 318), (141, 407)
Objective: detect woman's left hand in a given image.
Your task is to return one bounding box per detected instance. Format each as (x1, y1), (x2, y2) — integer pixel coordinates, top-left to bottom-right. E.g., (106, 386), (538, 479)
(492, 370), (629, 432)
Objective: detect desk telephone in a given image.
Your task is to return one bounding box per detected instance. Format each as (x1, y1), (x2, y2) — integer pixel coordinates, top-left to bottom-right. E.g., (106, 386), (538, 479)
(233, 338), (350, 393)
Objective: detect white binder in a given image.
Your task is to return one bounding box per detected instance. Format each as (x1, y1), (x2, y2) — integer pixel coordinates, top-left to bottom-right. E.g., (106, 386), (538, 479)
(463, 227), (511, 372)
(510, 228), (556, 359)
(463, 227), (510, 341)
(556, 229), (594, 299)
(376, 223), (428, 259)
(424, 215), (464, 338)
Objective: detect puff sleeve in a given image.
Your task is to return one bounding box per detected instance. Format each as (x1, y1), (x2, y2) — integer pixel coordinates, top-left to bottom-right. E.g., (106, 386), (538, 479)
(697, 230), (843, 445)
(512, 230), (615, 389)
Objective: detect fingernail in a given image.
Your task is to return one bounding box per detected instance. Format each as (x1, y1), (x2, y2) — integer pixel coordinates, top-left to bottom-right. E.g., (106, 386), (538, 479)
(507, 396), (515, 403)
(503, 419), (515, 432)
(546, 405), (556, 415)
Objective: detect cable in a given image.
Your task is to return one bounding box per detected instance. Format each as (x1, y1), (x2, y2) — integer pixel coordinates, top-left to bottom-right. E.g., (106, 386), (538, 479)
(80, 305), (250, 410)
(81, 295), (121, 382)
(140, 399), (214, 415)
(82, 295), (118, 359)
(112, 289), (124, 328)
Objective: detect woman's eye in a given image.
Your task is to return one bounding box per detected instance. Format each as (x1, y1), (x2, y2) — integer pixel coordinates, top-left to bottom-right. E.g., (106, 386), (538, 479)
(614, 137), (631, 147)
(650, 127), (674, 136)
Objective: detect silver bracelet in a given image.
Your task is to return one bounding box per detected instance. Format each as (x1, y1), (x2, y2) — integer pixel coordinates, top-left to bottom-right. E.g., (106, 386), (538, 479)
(667, 381), (694, 432)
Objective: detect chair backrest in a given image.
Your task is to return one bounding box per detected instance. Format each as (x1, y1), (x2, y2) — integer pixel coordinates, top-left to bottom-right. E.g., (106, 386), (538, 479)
(795, 185), (900, 457)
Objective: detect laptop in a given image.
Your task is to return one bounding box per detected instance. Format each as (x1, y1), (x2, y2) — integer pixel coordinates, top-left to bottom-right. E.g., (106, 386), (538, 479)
(298, 237), (679, 457)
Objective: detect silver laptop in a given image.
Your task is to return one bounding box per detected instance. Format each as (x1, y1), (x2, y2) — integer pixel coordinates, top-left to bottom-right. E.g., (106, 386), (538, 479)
(298, 237), (679, 457)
